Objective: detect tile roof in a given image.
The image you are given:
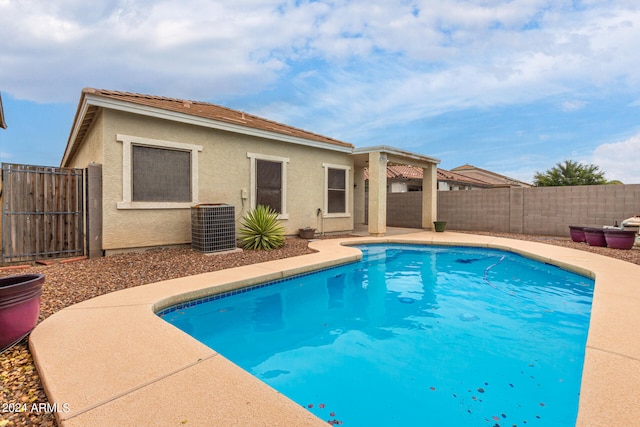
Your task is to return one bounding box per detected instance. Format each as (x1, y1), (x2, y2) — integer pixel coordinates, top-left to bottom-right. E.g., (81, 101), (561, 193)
(386, 165), (424, 179)
(363, 165), (492, 187)
(451, 164), (532, 187)
(436, 168), (493, 187)
(83, 88), (353, 149)
(62, 89), (444, 169)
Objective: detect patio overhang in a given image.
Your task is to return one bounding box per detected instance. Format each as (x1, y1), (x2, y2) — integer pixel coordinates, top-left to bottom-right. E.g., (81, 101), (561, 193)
(351, 146), (441, 236)
(352, 145), (440, 169)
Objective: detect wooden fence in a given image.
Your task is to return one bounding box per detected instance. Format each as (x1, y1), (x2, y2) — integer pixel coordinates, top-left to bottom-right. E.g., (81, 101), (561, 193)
(1, 163), (85, 263)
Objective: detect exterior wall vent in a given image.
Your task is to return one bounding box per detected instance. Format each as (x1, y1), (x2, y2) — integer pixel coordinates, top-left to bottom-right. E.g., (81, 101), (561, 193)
(191, 204), (236, 253)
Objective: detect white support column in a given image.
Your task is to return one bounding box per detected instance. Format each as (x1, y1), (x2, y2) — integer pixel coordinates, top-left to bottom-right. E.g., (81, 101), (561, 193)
(368, 151), (387, 236)
(353, 165), (366, 226)
(422, 163), (437, 229)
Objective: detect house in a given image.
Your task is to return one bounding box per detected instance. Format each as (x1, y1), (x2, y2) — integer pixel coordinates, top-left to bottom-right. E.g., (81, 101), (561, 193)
(0, 92), (6, 130)
(451, 164), (532, 188)
(437, 168), (494, 190)
(61, 88), (440, 255)
(364, 165), (504, 192)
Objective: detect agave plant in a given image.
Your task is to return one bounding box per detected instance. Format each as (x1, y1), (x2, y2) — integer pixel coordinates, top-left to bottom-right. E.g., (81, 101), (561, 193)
(238, 205), (285, 250)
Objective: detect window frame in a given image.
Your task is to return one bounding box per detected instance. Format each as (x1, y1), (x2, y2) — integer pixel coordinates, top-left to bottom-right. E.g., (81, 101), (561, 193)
(247, 152), (289, 220)
(323, 163), (351, 218)
(117, 134), (203, 209)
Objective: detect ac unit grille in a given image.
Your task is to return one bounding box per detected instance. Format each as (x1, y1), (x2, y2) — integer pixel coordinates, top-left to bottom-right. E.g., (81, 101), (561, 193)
(191, 204), (236, 253)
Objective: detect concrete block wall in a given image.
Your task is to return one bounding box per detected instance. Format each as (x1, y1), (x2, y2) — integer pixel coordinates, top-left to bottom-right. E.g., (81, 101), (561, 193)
(386, 192), (423, 228)
(436, 188), (512, 232)
(387, 184), (640, 236)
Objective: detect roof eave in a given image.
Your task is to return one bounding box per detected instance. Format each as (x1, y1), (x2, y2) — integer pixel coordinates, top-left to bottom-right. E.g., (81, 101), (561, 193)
(61, 91), (92, 167)
(63, 92), (354, 167)
(352, 145), (441, 168)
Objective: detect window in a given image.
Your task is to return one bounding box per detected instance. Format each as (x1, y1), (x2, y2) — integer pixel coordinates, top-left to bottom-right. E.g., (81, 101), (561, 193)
(117, 134), (202, 209)
(256, 159), (282, 213)
(328, 168), (346, 213)
(132, 145), (191, 202)
(323, 163), (351, 217)
(248, 153), (289, 219)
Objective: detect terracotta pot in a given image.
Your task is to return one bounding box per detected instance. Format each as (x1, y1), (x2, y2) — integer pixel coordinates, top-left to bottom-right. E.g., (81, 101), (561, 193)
(583, 228), (607, 247)
(568, 226), (587, 243)
(603, 229), (636, 250)
(0, 274), (44, 352)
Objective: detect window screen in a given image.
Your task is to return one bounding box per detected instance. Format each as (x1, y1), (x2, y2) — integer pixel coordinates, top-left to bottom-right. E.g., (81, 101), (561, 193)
(256, 159), (282, 213)
(132, 145), (191, 202)
(328, 168), (346, 213)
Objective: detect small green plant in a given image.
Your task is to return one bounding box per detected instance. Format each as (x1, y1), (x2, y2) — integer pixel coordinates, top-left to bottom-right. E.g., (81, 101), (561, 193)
(238, 205), (285, 250)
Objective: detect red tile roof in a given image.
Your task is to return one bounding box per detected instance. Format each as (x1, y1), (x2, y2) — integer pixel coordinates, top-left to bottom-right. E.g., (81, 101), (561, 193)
(436, 168), (493, 187)
(363, 165), (493, 187)
(451, 164), (531, 187)
(387, 165), (424, 179)
(83, 88), (353, 149)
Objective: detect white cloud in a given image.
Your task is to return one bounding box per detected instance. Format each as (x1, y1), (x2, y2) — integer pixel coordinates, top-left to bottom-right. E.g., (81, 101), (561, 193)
(239, 1), (640, 138)
(561, 100), (587, 111)
(2, 0), (640, 154)
(0, 0), (639, 102)
(0, 1), (309, 101)
(592, 134), (640, 183)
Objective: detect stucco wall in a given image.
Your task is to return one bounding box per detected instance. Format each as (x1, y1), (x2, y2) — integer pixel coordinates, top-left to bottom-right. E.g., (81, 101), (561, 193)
(72, 109), (354, 252)
(66, 111), (105, 167)
(387, 185), (640, 236)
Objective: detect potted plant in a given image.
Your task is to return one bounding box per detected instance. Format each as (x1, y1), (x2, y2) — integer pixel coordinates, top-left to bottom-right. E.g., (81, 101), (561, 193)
(583, 228), (607, 247)
(433, 221), (447, 232)
(603, 229), (637, 250)
(568, 226), (587, 243)
(1, 274), (45, 352)
(299, 227), (316, 239)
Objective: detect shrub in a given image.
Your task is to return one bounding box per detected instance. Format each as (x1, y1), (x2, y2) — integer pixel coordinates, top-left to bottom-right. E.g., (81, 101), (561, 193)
(238, 205), (285, 250)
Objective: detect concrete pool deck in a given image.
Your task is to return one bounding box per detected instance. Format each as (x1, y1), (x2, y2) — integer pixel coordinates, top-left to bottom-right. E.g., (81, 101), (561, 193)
(29, 231), (640, 426)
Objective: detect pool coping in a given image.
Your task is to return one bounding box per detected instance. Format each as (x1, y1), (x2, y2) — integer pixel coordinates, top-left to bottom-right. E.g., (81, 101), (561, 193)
(28, 232), (640, 426)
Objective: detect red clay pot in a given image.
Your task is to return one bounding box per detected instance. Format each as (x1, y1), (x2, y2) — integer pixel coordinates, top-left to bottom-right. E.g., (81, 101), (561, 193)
(568, 226), (587, 243)
(0, 274), (44, 352)
(603, 229), (637, 250)
(584, 228), (607, 247)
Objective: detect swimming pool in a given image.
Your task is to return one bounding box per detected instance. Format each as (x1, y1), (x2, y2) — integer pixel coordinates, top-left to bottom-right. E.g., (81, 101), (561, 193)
(161, 244), (593, 426)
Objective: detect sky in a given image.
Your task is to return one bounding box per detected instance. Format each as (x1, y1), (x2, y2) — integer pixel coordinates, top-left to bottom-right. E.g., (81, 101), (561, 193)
(1, 0), (640, 184)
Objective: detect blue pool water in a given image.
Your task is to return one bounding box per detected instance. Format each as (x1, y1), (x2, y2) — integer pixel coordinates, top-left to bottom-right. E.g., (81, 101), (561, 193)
(160, 244), (594, 427)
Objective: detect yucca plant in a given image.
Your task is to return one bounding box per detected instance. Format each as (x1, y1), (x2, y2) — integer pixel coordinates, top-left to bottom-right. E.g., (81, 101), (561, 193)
(238, 205), (285, 250)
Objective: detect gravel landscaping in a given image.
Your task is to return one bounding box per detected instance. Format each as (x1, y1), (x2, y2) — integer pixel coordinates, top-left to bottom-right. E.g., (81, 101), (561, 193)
(1, 232), (639, 427)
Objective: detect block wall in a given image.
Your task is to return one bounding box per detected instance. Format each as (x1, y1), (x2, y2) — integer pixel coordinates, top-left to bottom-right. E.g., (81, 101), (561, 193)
(386, 192), (423, 228)
(386, 184), (640, 236)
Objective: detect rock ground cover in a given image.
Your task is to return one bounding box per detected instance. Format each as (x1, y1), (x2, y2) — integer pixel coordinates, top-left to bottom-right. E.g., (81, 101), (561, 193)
(1, 233), (639, 427)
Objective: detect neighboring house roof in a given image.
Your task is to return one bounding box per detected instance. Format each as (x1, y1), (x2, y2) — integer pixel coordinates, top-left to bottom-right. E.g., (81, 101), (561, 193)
(62, 88), (354, 166)
(387, 165), (424, 180)
(362, 165), (492, 187)
(436, 168), (493, 188)
(363, 165), (422, 181)
(451, 164), (532, 187)
(0, 92), (6, 129)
